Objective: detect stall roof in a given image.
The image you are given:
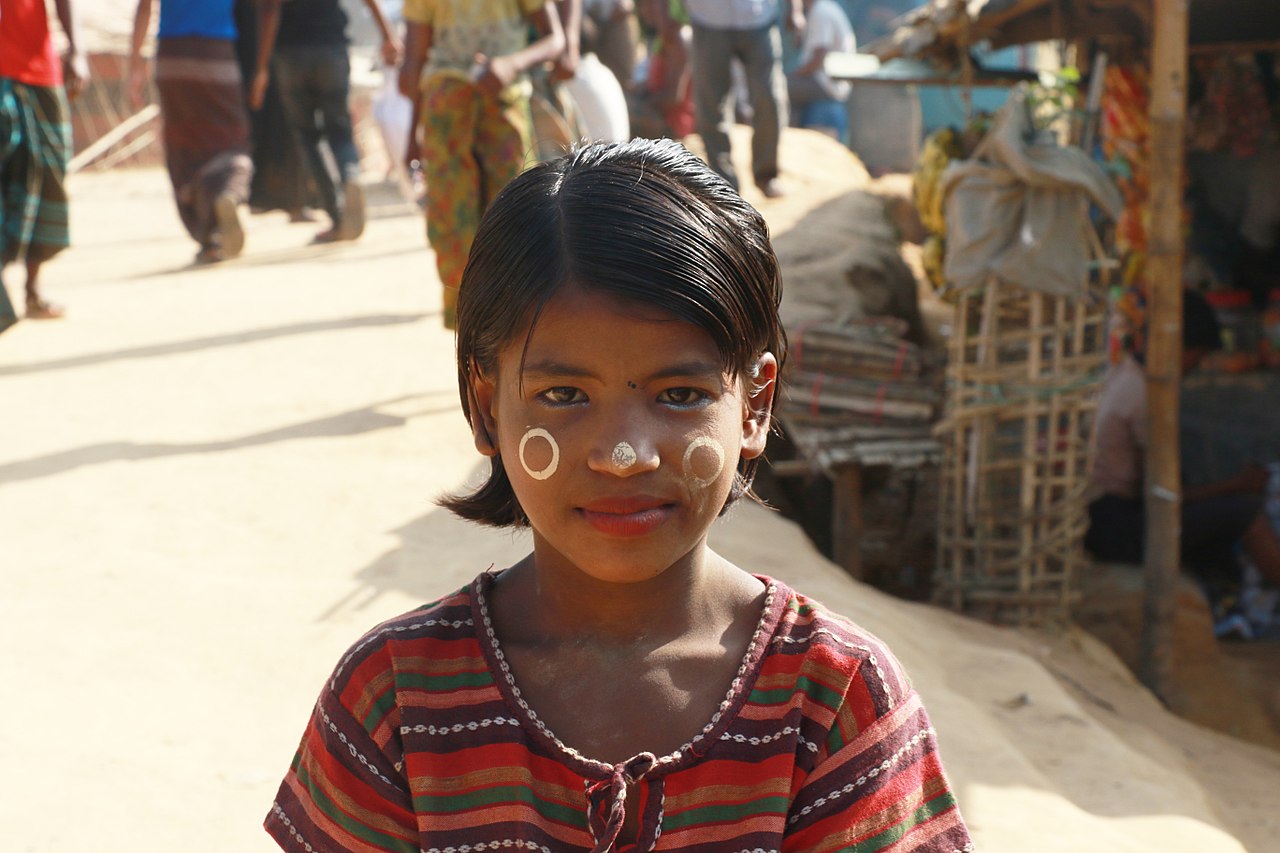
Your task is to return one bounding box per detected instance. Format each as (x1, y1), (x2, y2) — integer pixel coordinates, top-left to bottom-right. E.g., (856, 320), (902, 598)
(867, 0), (1280, 61)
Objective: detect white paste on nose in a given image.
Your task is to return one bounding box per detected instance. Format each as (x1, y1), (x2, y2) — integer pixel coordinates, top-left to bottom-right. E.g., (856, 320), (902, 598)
(519, 428), (560, 480)
(611, 441), (637, 470)
(682, 436), (725, 488)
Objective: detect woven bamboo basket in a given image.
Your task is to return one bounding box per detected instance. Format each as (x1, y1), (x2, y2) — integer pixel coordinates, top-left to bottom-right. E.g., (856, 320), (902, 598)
(935, 277), (1109, 622)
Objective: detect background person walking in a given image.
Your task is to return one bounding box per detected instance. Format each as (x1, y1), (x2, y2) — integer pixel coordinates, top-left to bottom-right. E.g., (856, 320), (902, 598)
(1, 0), (88, 329)
(252, 0), (403, 244)
(678, 0), (803, 198)
(397, 0), (565, 330)
(232, 0), (321, 224)
(129, 0), (254, 265)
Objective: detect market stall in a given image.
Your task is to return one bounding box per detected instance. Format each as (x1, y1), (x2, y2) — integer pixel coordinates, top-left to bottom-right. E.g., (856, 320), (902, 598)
(866, 0), (1280, 693)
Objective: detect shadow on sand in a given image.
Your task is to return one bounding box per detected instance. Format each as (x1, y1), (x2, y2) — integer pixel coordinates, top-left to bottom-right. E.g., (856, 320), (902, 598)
(0, 313), (428, 377)
(0, 392), (452, 485)
(317, 460), (532, 620)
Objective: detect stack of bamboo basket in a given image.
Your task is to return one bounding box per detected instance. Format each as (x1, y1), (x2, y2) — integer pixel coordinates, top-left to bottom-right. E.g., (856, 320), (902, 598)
(934, 280), (1108, 621)
(780, 318), (943, 470)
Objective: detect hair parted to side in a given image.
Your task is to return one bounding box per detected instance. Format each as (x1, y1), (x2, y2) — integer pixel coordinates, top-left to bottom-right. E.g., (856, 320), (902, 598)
(440, 138), (787, 527)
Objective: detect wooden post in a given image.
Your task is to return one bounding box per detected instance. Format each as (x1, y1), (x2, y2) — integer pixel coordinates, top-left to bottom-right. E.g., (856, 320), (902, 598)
(1141, 0), (1189, 698)
(832, 464), (864, 580)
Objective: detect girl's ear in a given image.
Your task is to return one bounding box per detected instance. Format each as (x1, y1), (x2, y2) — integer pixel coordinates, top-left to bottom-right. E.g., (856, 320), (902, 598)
(740, 352), (778, 460)
(468, 368), (501, 457)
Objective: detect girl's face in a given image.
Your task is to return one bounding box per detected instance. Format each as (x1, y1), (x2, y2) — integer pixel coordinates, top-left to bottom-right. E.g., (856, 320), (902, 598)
(469, 286), (776, 585)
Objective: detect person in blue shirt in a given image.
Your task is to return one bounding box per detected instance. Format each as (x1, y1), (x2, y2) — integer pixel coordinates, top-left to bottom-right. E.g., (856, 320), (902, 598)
(129, 0), (254, 264)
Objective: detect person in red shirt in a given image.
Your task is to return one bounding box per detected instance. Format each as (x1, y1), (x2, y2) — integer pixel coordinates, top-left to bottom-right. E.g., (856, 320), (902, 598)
(0, 0), (89, 331)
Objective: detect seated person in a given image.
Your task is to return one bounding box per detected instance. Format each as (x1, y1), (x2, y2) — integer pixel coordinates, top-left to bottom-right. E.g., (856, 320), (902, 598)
(787, 0), (853, 139)
(1189, 143), (1280, 306)
(1085, 289), (1280, 600)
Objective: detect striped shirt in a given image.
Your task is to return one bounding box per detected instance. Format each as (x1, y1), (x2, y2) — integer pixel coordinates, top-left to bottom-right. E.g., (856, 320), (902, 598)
(265, 572), (972, 853)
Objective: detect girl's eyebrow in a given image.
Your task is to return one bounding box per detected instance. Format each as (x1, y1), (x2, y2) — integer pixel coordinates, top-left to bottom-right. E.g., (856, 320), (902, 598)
(522, 360), (598, 380)
(521, 360), (724, 382)
(647, 361), (724, 382)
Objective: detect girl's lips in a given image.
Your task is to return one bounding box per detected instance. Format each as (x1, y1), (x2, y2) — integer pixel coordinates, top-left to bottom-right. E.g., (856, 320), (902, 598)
(577, 498), (674, 537)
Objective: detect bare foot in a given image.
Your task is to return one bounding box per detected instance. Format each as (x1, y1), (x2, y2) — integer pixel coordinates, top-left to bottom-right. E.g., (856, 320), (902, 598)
(25, 298), (66, 320)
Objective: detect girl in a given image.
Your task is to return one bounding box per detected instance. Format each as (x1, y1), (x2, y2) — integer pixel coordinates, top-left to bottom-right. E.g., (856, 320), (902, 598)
(265, 139), (971, 853)
(397, 0), (565, 330)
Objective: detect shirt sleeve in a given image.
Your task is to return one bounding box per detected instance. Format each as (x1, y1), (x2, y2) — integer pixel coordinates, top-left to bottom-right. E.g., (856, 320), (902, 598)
(810, 7), (837, 49)
(265, 646), (418, 853)
(782, 649), (972, 853)
(402, 0), (436, 25)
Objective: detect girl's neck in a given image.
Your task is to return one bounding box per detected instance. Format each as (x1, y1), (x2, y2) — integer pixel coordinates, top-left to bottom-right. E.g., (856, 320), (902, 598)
(496, 545), (760, 647)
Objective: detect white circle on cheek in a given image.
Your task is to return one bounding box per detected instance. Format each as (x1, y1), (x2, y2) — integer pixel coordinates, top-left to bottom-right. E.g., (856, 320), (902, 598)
(611, 441), (636, 469)
(518, 428), (560, 480)
(682, 437), (725, 489)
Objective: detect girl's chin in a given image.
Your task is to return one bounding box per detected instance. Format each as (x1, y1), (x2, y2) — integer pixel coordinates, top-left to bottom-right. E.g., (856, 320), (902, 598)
(526, 512), (719, 583)
(531, 541), (701, 585)
(560, 558), (676, 585)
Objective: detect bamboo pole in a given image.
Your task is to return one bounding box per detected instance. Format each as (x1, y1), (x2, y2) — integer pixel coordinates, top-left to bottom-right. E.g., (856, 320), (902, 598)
(1019, 292), (1043, 622)
(67, 104), (160, 174)
(1141, 0), (1189, 699)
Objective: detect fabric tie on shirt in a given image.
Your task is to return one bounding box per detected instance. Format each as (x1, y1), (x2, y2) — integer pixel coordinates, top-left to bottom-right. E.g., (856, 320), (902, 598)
(586, 752), (656, 853)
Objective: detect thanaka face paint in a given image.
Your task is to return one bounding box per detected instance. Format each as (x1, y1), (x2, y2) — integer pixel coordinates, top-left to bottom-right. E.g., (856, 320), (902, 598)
(682, 436), (725, 489)
(518, 428), (560, 480)
(611, 441), (637, 470)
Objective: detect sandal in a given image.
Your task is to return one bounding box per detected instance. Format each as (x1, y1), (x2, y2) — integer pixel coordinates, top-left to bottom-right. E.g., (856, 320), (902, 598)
(337, 179), (365, 241)
(195, 245), (227, 265)
(25, 298), (66, 320)
(213, 193), (245, 258)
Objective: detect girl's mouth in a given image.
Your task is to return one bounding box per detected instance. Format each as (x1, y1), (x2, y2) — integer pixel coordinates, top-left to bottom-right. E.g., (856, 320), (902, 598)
(577, 498), (674, 537)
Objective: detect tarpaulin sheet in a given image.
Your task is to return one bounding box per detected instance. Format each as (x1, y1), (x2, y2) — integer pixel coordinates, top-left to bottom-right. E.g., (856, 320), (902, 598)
(941, 87), (1122, 297)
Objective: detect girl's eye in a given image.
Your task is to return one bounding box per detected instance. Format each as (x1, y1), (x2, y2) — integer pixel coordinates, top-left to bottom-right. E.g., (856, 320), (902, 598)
(658, 387), (709, 407)
(539, 387), (586, 405)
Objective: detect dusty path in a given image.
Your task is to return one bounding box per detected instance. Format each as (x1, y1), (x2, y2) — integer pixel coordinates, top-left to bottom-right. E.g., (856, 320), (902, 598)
(0, 169), (521, 851)
(3, 160), (1278, 853)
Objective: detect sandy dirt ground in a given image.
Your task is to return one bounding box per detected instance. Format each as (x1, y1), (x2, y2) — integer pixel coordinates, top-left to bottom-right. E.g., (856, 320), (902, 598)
(3, 137), (1279, 853)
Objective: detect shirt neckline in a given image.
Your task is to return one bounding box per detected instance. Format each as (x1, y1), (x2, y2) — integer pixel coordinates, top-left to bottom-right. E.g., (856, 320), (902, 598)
(470, 569), (788, 780)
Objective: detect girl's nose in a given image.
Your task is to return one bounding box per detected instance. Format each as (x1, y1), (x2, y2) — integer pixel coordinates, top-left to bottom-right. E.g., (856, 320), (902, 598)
(588, 438), (660, 477)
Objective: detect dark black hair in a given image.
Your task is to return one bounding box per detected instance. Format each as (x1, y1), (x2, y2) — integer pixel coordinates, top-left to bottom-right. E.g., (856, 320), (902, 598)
(441, 138), (788, 527)
(1183, 289), (1222, 351)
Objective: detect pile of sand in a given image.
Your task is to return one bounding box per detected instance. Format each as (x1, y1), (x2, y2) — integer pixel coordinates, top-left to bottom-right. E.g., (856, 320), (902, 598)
(703, 128), (926, 343)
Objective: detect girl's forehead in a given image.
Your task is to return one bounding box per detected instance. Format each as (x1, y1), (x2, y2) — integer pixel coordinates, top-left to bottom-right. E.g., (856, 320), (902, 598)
(496, 287), (729, 376)
(544, 284), (682, 324)
(518, 288), (705, 346)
